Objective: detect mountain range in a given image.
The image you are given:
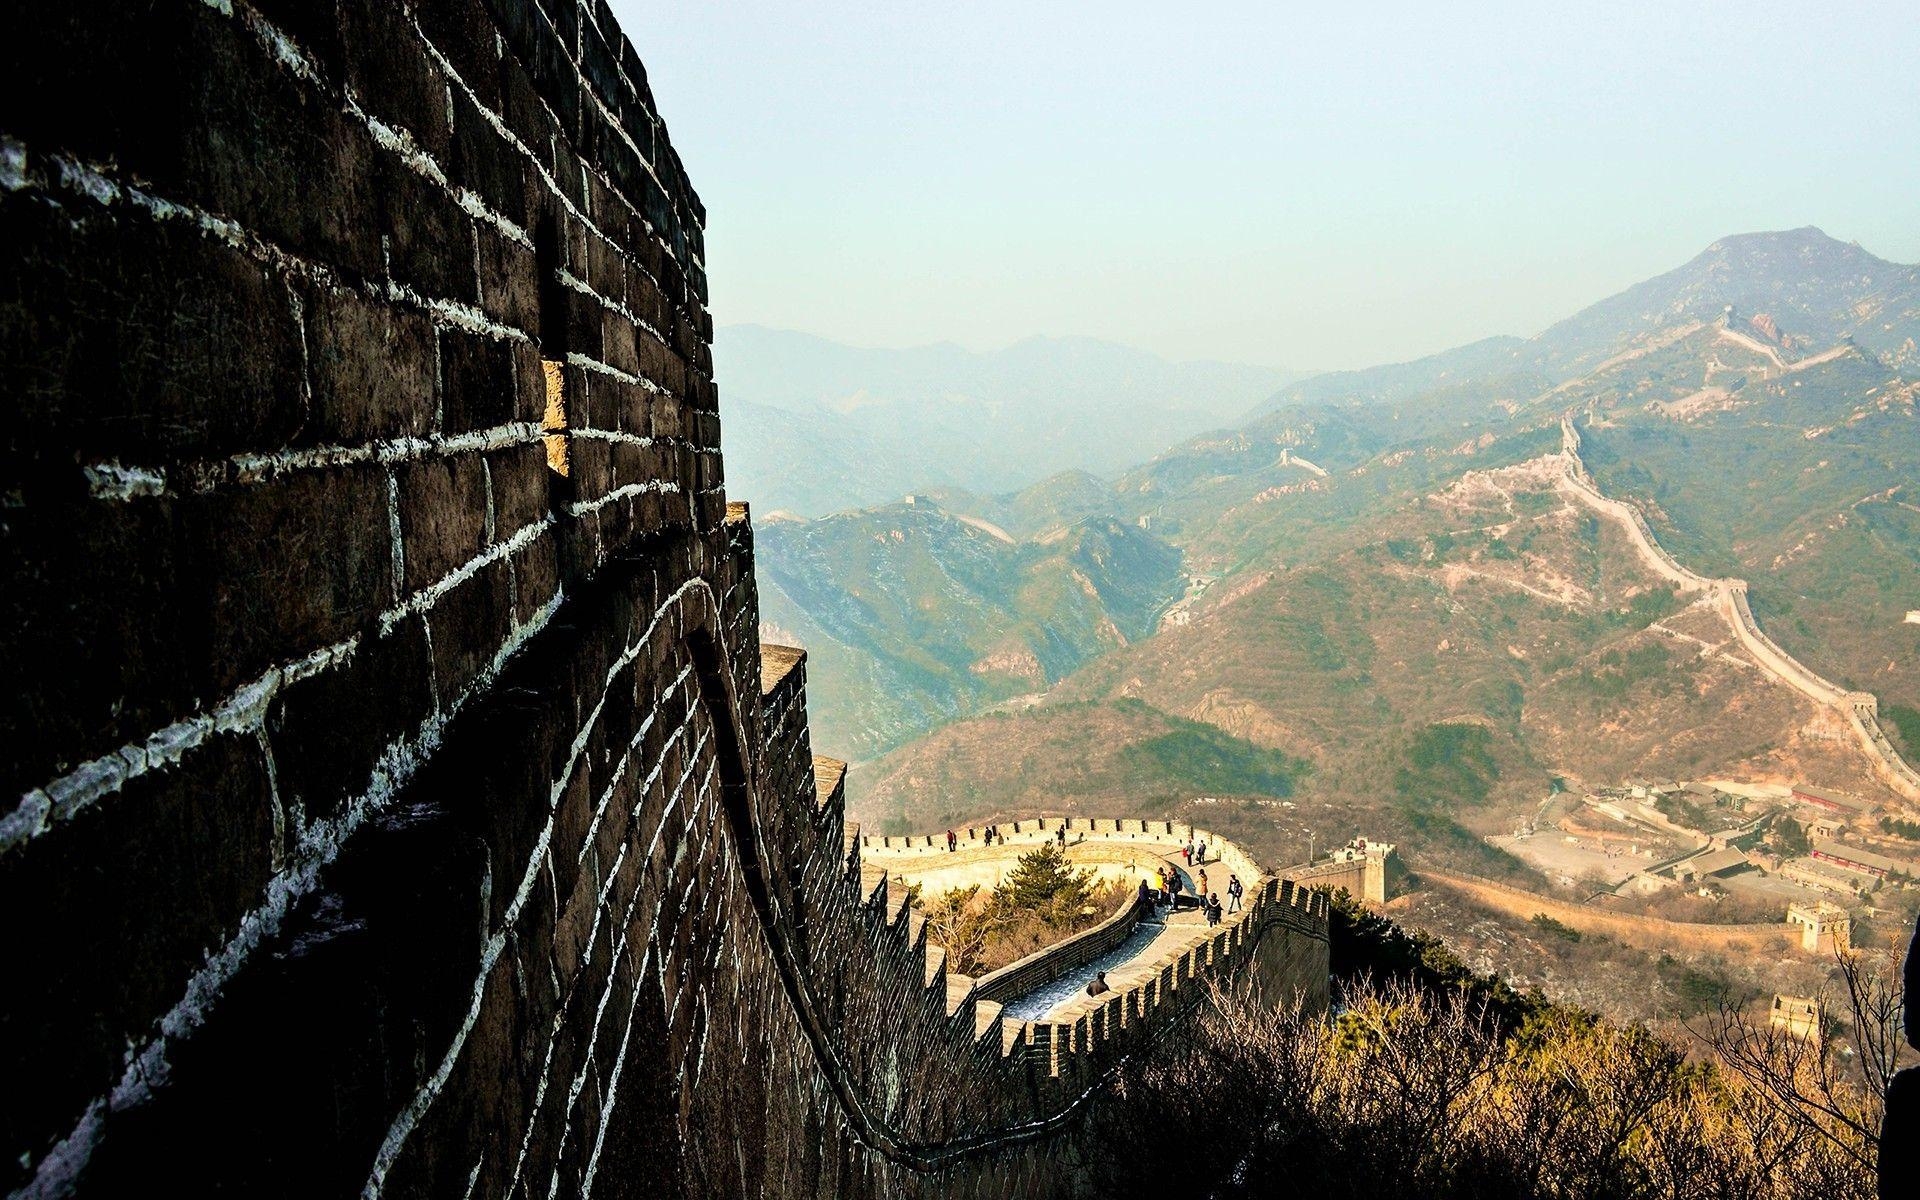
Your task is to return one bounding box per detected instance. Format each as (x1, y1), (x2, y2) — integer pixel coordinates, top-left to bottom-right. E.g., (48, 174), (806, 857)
(733, 227), (1920, 888)
(715, 325), (1306, 515)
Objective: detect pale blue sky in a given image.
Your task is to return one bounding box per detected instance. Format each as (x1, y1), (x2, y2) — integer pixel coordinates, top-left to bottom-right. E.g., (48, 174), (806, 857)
(615, 1), (1920, 370)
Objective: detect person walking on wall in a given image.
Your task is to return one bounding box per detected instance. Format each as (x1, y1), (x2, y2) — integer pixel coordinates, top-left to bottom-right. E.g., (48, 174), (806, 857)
(1206, 894), (1222, 927)
(1182, 840), (1193, 867)
(1197, 837), (1208, 864)
(1198, 868), (1209, 899)
(946, 829), (956, 853)
(1226, 874), (1243, 914)
(1086, 970), (1111, 997)
(1057, 824), (1067, 849)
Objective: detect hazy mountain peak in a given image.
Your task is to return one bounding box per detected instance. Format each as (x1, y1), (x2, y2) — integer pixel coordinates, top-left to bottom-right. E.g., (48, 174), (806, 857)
(1521, 227), (1918, 378)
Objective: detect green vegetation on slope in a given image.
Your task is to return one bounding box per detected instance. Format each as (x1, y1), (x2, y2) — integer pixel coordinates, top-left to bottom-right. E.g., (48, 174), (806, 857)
(1578, 338), (1920, 709)
(1395, 722), (1502, 810)
(1883, 703), (1920, 762)
(756, 500), (1184, 756)
(1118, 721), (1302, 797)
(850, 698), (1306, 835)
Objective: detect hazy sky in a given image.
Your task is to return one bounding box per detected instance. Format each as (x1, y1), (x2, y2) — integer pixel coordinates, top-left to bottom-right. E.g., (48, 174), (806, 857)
(615, 1), (1920, 371)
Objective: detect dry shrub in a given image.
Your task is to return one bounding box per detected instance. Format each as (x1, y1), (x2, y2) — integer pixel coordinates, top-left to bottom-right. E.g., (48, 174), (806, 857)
(1093, 956), (1898, 1200)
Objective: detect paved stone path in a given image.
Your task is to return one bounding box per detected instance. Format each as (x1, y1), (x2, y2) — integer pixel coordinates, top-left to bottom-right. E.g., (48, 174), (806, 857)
(1002, 854), (1242, 1023)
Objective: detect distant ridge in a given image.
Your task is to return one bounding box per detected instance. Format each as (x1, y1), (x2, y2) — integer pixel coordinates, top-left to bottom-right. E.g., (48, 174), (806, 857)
(716, 326), (1307, 515)
(1250, 227), (1919, 419)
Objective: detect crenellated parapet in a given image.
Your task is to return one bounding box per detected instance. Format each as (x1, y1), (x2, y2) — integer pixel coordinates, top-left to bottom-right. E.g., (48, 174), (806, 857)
(1, 2), (1325, 1195)
(861, 821), (1329, 1079)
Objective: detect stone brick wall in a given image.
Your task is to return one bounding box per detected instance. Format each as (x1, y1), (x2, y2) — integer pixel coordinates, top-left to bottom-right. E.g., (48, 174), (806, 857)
(0, 3), (1328, 1196)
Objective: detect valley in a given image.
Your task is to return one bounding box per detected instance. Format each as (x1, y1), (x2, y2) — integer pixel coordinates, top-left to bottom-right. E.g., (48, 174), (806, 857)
(744, 226), (1920, 1025)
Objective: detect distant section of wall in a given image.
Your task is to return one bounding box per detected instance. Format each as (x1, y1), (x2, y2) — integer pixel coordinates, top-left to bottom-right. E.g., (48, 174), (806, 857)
(1285, 838), (1402, 904)
(1419, 869), (1800, 956)
(864, 820), (1326, 1020)
(0, 3), (1326, 1197)
(1559, 416), (1920, 803)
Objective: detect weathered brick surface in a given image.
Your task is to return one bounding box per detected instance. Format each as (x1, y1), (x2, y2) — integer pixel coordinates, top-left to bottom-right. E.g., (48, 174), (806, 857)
(303, 282), (440, 443)
(0, 2), (1324, 1196)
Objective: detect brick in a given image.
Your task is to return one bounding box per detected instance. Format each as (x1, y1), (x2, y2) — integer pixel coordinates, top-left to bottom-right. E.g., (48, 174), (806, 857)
(452, 89), (528, 228)
(544, 0), (581, 63)
(633, 328), (687, 397)
(510, 535), (560, 624)
(188, 466), (395, 692)
(601, 308), (638, 377)
(476, 224), (541, 334)
(509, 339), (549, 423)
(568, 437), (613, 506)
(608, 434), (647, 491)
(0, 493), (209, 801)
(131, 6), (381, 276)
(585, 229), (627, 305)
(571, 370), (618, 431)
(438, 327), (519, 433)
(340, 0), (453, 164)
(576, 19), (623, 114)
(649, 397), (684, 442)
(549, 135), (585, 208)
(518, 2), (583, 146)
(498, 52), (557, 184)
(267, 613), (436, 823)
(625, 268), (672, 338)
(426, 553), (512, 700)
(249, 0), (350, 90)
(397, 455), (489, 593)
(0, 731), (274, 1166)
(0, 0), (376, 270)
(0, 198), (305, 467)
(301, 283), (438, 443)
(486, 443), (552, 543)
(562, 288), (605, 362)
(414, 0), (503, 111)
(376, 153), (478, 304)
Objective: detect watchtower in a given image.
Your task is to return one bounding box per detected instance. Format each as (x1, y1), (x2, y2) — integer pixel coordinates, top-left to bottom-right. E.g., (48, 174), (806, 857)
(1785, 900), (1852, 954)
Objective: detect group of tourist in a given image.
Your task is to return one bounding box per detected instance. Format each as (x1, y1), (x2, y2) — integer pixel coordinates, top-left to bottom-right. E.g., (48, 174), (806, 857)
(1152, 862), (1243, 927)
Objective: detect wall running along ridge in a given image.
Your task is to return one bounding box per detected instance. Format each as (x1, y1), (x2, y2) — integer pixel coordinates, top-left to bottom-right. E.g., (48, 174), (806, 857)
(1557, 417), (1920, 803)
(860, 819), (1328, 1020)
(0, 2), (1329, 1197)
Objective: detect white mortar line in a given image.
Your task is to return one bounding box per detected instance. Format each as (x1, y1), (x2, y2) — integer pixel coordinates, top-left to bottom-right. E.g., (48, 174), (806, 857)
(564, 352), (641, 387)
(378, 516), (555, 636)
(3, 640), (357, 855)
(544, 735), (711, 1198)
(19, 583), (566, 1196)
(361, 578), (707, 1197)
(566, 478), (679, 519)
(556, 267), (668, 353)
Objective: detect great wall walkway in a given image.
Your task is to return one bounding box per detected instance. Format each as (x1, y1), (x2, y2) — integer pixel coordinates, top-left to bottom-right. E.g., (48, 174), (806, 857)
(859, 820), (1320, 1055)
(1556, 416), (1920, 803)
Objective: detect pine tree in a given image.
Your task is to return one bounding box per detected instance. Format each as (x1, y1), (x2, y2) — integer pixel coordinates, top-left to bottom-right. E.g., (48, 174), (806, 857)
(994, 842), (1096, 920)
